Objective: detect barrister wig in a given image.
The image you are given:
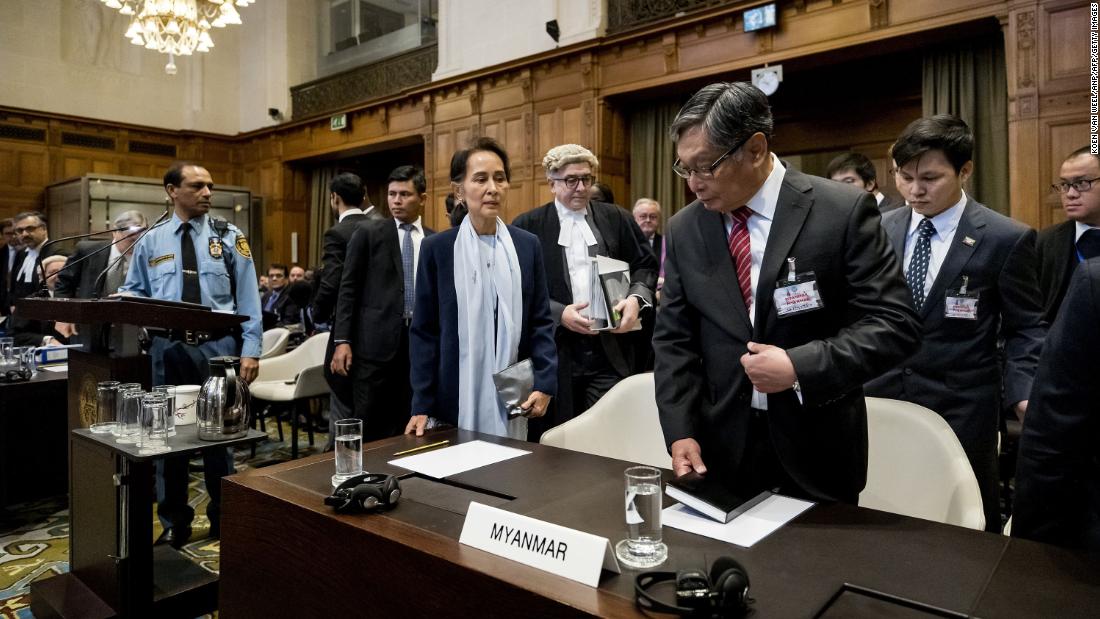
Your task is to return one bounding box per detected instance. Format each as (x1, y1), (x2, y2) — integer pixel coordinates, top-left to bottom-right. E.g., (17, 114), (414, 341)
(542, 144), (599, 176)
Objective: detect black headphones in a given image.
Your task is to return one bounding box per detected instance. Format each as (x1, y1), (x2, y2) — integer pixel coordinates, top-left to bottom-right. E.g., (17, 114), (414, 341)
(324, 473), (402, 514)
(634, 556), (752, 617)
(0, 367), (32, 383)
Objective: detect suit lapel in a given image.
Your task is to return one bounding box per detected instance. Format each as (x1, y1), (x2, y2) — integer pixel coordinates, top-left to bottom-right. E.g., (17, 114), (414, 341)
(755, 174), (812, 338)
(885, 207), (910, 260)
(537, 203), (573, 304)
(698, 209), (753, 335)
(921, 200), (983, 321)
(1052, 221), (1076, 296)
(384, 221), (403, 278)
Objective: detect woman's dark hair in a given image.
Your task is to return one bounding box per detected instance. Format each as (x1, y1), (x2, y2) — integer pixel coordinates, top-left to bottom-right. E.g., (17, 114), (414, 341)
(449, 137), (511, 184)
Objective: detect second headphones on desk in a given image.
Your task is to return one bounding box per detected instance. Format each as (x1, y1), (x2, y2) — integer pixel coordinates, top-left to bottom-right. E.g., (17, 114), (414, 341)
(634, 556), (752, 617)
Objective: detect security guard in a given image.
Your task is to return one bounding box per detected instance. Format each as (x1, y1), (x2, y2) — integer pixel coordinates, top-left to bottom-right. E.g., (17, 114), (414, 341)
(121, 161), (262, 547)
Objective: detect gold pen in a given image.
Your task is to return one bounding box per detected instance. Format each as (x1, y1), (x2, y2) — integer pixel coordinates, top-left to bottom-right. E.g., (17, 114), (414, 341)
(393, 439), (450, 457)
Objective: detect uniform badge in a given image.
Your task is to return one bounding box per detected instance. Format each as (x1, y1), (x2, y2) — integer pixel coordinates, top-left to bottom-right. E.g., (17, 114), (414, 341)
(209, 236), (224, 259)
(962, 236), (976, 247)
(149, 254), (174, 267)
(234, 234), (252, 258)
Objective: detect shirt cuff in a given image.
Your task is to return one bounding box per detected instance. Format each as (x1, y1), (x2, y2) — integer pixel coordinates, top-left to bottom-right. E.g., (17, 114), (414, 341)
(630, 293), (652, 310)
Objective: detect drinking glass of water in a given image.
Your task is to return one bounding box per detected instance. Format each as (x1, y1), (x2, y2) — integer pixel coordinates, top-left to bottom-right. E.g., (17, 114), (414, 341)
(138, 392), (171, 455)
(152, 385), (177, 437)
(91, 381), (120, 434)
(615, 465), (668, 569)
(332, 418), (364, 488)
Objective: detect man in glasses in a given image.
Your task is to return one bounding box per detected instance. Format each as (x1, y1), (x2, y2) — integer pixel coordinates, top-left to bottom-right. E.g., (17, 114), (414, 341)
(513, 144), (657, 441)
(8, 211), (54, 303)
(654, 82), (919, 506)
(54, 210), (148, 349)
(1035, 146), (1100, 322)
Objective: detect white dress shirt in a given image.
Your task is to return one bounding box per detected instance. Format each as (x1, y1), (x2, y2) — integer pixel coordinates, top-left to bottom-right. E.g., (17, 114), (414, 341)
(555, 200), (598, 307)
(722, 153), (786, 410)
(338, 207), (364, 222)
(902, 192), (967, 298)
(16, 243), (43, 283)
(396, 216), (425, 286)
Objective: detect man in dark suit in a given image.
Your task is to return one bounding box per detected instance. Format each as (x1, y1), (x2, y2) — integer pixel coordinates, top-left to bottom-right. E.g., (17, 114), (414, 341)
(632, 197), (664, 372)
(825, 151), (903, 213)
(7, 211), (66, 338)
(513, 144), (657, 440)
(10, 254), (69, 347)
(1036, 146), (1100, 323)
(655, 82), (920, 505)
(866, 115), (1045, 531)
(331, 165), (434, 440)
(1013, 258), (1100, 551)
(0, 218), (19, 315)
(53, 210), (147, 351)
(310, 172), (375, 449)
(260, 263), (300, 327)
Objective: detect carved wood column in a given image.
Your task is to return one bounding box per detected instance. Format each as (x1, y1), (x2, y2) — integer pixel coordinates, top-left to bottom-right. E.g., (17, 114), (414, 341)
(1005, 2), (1042, 228)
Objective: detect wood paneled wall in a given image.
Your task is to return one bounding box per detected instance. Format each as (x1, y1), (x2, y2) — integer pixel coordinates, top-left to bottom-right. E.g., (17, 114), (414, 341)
(0, 0), (1089, 264)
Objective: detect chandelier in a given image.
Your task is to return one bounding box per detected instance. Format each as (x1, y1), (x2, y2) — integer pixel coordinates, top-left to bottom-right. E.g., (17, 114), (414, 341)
(100, 0), (254, 71)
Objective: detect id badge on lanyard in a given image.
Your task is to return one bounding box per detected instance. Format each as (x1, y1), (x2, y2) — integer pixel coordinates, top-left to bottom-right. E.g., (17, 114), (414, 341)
(773, 257), (825, 317)
(945, 274), (979, 320)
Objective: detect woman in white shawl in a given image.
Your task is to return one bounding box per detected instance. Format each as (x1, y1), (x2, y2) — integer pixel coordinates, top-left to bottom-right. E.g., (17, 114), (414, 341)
(406, 138), (557, 440)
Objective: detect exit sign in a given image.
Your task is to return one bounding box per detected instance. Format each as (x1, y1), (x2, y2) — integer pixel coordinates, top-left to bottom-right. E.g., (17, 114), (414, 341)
(330, 113), (348, 131)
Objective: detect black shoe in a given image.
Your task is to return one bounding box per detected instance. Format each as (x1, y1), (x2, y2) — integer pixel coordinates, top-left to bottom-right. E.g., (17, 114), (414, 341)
(155, 526), (192, 549)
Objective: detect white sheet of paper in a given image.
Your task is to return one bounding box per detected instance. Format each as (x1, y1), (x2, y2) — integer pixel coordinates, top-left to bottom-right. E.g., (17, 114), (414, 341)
(40, 364), (69, 373)
(388, 439), (530, 479)
(663, 494), (814, 547)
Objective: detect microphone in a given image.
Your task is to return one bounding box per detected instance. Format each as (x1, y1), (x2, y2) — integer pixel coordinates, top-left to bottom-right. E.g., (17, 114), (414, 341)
(33, 224), (146, 298)
(92, 207), (172, 299)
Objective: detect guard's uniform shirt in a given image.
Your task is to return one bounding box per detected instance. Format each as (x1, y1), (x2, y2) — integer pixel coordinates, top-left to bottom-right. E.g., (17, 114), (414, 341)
(120, 212), (262, 358)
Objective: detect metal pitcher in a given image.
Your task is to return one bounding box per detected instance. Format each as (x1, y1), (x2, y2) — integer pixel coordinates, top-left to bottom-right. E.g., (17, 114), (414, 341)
(197, 356), (250, 441)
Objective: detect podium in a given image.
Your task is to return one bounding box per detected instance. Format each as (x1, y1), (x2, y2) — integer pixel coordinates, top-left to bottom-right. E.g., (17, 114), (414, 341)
(15, 297), (263, 618)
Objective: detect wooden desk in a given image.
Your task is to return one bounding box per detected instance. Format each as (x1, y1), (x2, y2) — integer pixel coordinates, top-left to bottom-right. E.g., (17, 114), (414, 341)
(0, 369), (68, 507)
(219, 430), (1100, 618)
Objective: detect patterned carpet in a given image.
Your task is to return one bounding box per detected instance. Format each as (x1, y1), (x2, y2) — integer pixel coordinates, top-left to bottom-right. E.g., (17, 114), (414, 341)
(0, 419), (326, 619)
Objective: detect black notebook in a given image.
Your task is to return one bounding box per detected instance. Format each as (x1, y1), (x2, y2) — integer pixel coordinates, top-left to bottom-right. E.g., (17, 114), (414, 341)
(666, 472), (772, 523)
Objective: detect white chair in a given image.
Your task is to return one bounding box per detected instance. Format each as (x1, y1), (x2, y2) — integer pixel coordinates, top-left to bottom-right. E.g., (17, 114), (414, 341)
(539, 373), (671, 469)
(859, 397), (985, 530)
(249, 332), (331, 458)
(260, 327), (290, 359)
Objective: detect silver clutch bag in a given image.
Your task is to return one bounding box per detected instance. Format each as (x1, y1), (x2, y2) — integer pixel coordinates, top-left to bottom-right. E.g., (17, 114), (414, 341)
(492, 358), (534, 418)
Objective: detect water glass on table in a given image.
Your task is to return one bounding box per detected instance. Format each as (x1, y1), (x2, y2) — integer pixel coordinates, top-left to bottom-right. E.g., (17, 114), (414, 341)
(152, 385), (177, 437)
(14, 346), (36, 378)
(115, 385), (144, 444)
(138, 392), (172, 455)
(615, 465), (668, 569)
(0, 337), (14, 370)
(332, 418), (364, 487)
(91, 380), (121, 434)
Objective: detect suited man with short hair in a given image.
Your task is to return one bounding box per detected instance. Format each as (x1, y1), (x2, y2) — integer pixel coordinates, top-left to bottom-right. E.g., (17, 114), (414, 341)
(331, 165), (434, 440)
(866, 115), (1045, 531)
(1013, 258), (1100, 552)
(513, 145), (657, 440)
(312, 172), (373, 449)
(655, 82), (920, 505)
(0, 218), (20, 315)
(1036, 146), (1100, 323)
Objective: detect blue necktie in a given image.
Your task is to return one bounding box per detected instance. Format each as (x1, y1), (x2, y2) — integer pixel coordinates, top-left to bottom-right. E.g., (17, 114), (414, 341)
(906, 218), (936, 312)
(400, 223), (415, 318)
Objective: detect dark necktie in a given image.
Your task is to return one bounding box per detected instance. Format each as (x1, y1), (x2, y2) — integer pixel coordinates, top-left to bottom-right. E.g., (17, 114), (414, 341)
(1078, 228), (1100, 260)
(906, 218), (936, 312)
(180, 222), (201, 304)
(727, 206), (754, 314)
(400, 223), (415, 318)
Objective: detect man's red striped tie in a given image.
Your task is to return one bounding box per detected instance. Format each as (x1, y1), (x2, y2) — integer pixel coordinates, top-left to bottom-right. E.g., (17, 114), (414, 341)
(728, 206), (754, 313)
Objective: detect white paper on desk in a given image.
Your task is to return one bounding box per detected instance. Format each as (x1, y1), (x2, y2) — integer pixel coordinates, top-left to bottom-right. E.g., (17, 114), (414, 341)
(663, 494), (814, 547)
(388, 439), (530, 479)
(40, 364), (68, 373)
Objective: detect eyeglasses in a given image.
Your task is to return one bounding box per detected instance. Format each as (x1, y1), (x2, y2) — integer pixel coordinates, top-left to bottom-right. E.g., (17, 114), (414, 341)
(14, 224), (44, 234)
(549, 174), (595, 189)
(673, 135), (750, 180)
(1051, 177), (1100, 194)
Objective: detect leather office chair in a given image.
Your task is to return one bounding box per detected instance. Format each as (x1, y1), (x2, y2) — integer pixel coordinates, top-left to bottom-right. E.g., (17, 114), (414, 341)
(260, 327), (291, 359)
(249, 332), (330, 459)
(859, 397), (985, 530)
(539, 373), (672, 469)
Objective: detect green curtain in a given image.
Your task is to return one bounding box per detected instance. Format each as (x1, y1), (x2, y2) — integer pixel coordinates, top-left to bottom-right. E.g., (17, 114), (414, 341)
(629, 101), (688, 222)
(922, 36), (1008, 214)
(308, 167), (338, 268)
